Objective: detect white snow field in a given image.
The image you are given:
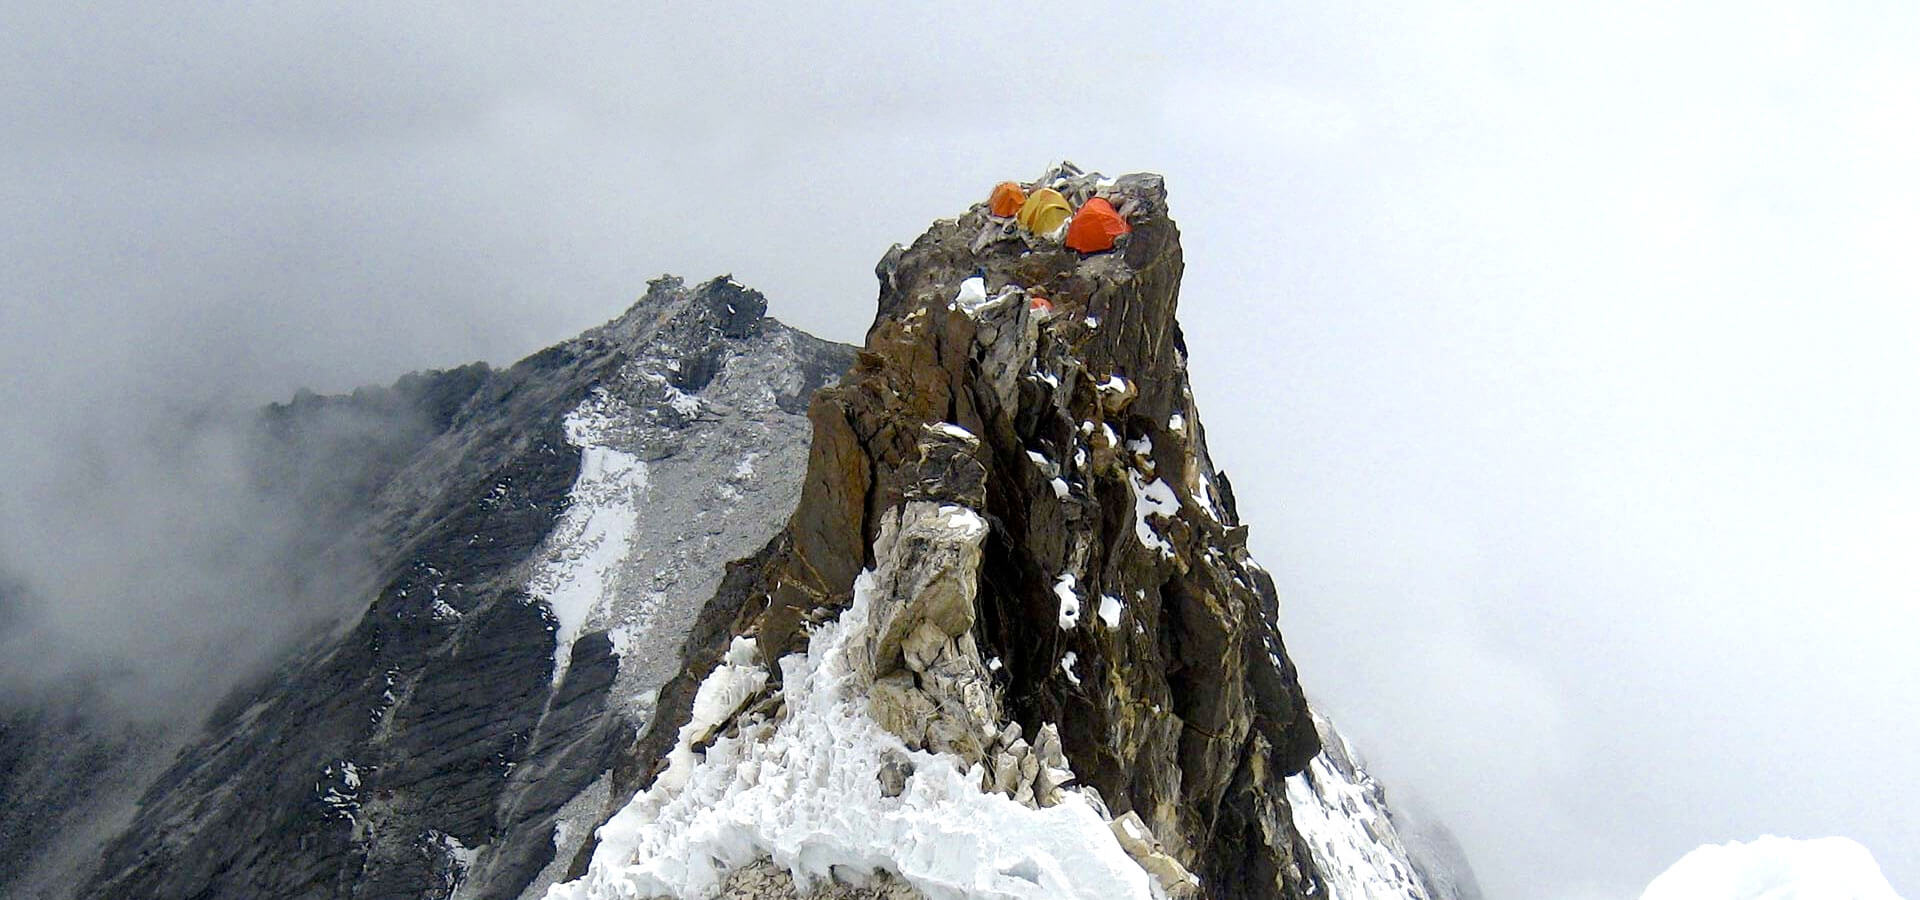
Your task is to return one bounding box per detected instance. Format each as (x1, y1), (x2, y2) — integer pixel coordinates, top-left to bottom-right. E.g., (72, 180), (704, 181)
(1284, 714), (1435, 900)
(1640, 836), (1904, 900)
(547, 561), (1153, 900)
(527, 391), (647, 686)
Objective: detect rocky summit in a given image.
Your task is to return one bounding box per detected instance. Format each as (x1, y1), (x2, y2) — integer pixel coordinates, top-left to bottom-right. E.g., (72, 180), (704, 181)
(555, 168), (1461, 900)
(3, 168), (1475, 900)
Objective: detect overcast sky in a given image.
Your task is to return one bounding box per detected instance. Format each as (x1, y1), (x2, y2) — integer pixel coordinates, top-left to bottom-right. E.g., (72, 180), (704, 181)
(3, 3), (1916, 898)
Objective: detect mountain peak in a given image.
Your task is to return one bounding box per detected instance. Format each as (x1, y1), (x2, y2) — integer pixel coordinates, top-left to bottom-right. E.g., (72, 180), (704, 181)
(592, 274), (771, 351)
(563, 170), (1325, 900)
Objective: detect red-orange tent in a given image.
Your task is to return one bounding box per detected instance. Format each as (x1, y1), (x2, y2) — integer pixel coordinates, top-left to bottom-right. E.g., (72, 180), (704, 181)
(1065, 197), (1131, 253)
(988, 181), (1027, 218)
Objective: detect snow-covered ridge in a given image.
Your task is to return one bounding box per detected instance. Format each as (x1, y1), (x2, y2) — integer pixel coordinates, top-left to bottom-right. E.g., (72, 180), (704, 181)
(548, 532), (1154, 900)
(1285, 714), (1434, 900)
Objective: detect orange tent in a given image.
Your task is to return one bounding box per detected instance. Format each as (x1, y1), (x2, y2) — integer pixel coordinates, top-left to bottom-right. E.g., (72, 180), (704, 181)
(1065, 197), (1131, 254)
(988, 181), (1027, 218)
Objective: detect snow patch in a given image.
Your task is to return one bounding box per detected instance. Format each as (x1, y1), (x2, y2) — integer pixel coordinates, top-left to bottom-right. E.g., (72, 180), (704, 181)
(440, 832), (479, 870)
(1060, 651), (1081, 686)
(317, 760), (361, 820)
(607, 624), (638, 657)
(1054, 575), (1082, 629)
(937, 504), (988, 539)
(934, 422), (976, 441)
(1097, 595), (1123, 629)
(528, 392), (647, 686)
(654, 636), (768, 796)
(1050, 477), (1071, 500)
(953, 276), (988, 311)
(548, 568), (1153, 900)
(664, 385), (702, 417)
(1192, 480), (1221, 523)
(1126, 471), (1180, 558)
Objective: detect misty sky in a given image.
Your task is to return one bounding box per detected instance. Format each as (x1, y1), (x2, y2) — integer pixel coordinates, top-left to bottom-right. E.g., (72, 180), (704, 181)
(3, 3), (1916, 898)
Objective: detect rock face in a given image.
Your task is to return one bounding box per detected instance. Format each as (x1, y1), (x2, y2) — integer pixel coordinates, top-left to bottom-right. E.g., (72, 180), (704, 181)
(65, 277), (851, 900)
(572, 168), (1325, 899)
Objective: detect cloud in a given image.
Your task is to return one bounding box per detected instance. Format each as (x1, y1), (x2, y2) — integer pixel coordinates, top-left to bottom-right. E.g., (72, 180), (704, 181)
(0, 387), (402, 715)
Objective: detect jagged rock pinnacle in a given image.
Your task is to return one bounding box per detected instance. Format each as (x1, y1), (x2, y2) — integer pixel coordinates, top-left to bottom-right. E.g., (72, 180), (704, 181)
(587, 168), (1324, 900)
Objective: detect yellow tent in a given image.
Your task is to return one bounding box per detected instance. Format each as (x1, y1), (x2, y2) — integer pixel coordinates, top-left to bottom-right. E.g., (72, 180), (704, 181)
(1016, 188), (1073, 235)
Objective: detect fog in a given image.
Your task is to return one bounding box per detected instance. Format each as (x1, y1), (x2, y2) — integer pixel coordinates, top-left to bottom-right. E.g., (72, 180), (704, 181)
(2, 3), (1915, 897)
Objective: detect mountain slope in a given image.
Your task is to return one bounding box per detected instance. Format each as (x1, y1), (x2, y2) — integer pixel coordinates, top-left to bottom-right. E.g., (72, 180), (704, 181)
(72, 277), (851, 900)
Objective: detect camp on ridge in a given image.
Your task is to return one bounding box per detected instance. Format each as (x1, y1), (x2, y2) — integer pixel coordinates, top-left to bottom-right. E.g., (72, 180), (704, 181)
(948, 162), (1159, 326)
(981, 162), (1136, 255)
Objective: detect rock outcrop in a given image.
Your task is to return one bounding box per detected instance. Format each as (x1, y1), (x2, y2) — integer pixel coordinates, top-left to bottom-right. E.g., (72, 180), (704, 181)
(571, 167), (1324, 899)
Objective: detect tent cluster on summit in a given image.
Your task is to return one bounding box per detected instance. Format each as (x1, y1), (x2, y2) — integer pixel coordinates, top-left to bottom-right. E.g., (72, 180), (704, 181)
(984, 164), (1134, 255)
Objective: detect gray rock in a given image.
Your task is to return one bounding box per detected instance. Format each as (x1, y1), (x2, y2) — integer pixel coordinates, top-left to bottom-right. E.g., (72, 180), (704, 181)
(875, 751), (913, 799)
(1109, 812), (1202, 900)
(715, 859), (924, 900)
(853, 502), (1000, 765)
